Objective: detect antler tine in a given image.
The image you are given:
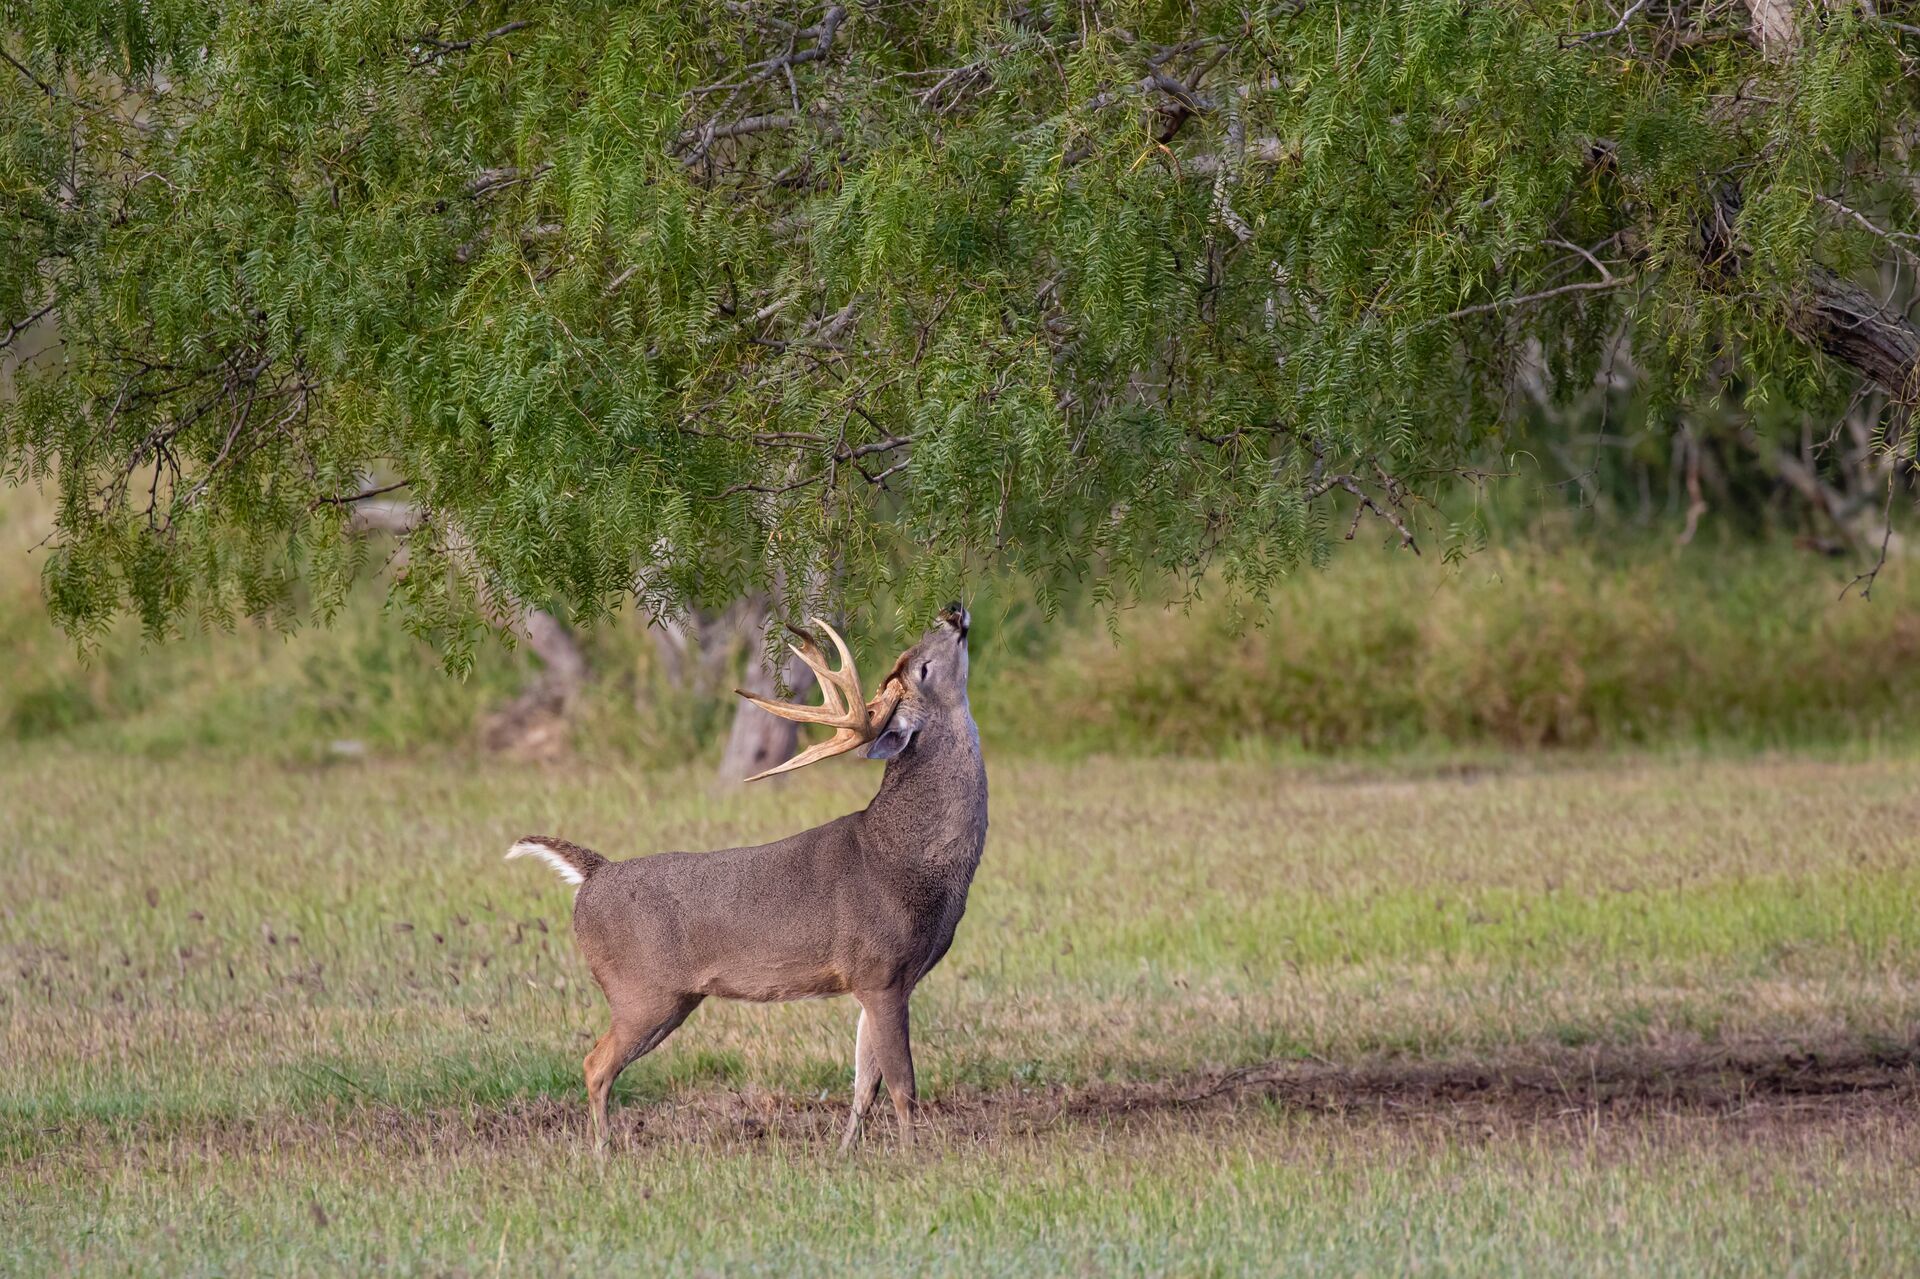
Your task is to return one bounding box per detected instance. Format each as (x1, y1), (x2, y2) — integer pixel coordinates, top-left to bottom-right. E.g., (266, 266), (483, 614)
(736, 618), (909, 782)
(781, 624), (847, 717)
(735, 686), (853, 727)
(805, 617), (867, 715)
(737, 619), (865, 727)
(809, 616), (857, 683)
(742, 729), (868, 781)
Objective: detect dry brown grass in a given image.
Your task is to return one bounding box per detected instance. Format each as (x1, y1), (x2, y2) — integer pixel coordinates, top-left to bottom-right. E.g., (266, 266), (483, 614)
(5, 748), (1920, 1274)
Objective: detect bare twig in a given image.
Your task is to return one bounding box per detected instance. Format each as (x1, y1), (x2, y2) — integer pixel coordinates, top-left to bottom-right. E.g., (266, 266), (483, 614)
(715, 427), (912, 500)
(1840, 470), (1900, 601)
(916, 61), (990, 113)
(0, 301), (54, 351)
(1814, 194), (1920, 273)
(842, 434), (912, 461)
(0, 46), (56, 98)
(717, 471), (829, 500)
(684, 113), (798, 150)
(855, 457), (910, 487)
(604, 264), (641, 297)
(313, 479), (412, 509)
(1445, 274), (1636, 320)
(410, 20), (530, 66)
(1544, 238), (1619, 283)
(688, 5), (847, 99)
(1562, 0), (1652, 46)
(1302, 472), (1421, 554)
(466, 164), (552, 200)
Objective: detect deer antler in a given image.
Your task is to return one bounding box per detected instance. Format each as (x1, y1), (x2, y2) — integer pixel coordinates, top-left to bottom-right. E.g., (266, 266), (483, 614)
(735, 617), (904, 781)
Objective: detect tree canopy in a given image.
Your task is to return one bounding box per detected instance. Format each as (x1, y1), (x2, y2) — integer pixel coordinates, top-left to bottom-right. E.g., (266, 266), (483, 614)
(2, 1), (1916, 661)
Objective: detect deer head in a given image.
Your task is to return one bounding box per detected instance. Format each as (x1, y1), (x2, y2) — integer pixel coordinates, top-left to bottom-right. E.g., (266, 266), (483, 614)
(734, 605), (971, 782)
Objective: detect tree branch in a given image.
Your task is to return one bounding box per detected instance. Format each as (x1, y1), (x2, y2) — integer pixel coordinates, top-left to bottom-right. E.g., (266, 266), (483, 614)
(0, 45), (55, 99)
(1302, 472), (1421, 554)
(677, 113), (801, 161)
(0, 301), (54, 351)
(1794, 268), (1920, 409)
(689, 4), (847, 98)
(313, 479), (411, 509)
(410, 20), (531, 66)
(1841, 474), (1900, 602)
(1814, 194), (1920, 273)
(466, 164), (552, 200)
(1445, 274), (1636, 320)
(1561, 0), (1652, 47)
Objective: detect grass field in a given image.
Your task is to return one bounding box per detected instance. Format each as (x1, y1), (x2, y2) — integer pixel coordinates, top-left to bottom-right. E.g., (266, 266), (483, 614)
(5, 747), (1920, 1274)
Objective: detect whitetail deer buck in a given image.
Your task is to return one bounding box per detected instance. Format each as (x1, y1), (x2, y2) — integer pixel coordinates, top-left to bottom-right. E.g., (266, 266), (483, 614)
(507, 604), (986, 1150)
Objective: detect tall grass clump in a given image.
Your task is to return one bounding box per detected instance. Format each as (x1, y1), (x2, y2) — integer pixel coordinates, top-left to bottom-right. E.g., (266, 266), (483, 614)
(992, 544), (1920, 756)
(6, 483), (1919, 759)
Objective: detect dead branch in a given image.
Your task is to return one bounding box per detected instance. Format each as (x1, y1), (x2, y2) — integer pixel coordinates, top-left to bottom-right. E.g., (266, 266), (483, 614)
(1562, 0), (1652, 47)
(1445, 275), (1637, 321)
(410, 20), (531, 67)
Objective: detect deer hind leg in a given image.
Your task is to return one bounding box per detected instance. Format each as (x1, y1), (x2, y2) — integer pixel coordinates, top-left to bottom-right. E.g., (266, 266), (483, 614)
(853, 989), (917, 1148)
(584, 992), (702, 1153)
(840, 1007), (885, 1151)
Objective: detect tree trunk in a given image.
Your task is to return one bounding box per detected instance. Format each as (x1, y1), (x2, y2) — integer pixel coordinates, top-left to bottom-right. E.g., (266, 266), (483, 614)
(1704, 187), (1920, 429)
(644, 596), (760, 698)
(715, 608), (820, 781)
(1744, 0), (1798, 59)
(1722, 1), (1919, 414)
(1796, 267), (1920, 412)
(348, 499), (588, 757)
(478, 605), (589, 759)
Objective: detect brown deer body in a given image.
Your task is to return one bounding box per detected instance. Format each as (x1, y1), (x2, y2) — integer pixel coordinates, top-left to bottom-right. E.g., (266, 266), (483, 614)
(508, 605), (986, 1150)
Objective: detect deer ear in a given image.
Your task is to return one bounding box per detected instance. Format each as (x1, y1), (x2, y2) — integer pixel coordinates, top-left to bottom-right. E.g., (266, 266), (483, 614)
(864, 725), (914, 760)
(864, 705), (920, 760)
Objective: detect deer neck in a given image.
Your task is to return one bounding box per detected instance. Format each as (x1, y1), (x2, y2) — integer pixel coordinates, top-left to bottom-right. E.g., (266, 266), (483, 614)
(858, 704), (988, 865)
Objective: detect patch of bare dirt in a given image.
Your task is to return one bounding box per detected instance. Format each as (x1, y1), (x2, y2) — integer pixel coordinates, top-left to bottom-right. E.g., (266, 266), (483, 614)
(17, 1036), (1918, 1167)
(1063, 1038), (1920, 1129)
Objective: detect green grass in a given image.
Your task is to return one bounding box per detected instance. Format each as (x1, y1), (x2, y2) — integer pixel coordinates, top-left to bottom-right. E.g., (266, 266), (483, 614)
(12, 1113), (1918, 1276)
(5, 748), (1919, 1274)
(999, 541), (1920, 756)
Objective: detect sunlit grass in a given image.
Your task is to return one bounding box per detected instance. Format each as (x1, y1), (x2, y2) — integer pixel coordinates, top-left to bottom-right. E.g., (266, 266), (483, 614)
(4, 748), (1919, 1273)
(11, 1109), (1920, 1277)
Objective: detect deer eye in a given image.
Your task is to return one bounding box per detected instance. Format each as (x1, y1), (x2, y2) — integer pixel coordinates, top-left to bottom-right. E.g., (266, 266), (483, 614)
(919, 662), (930, 682)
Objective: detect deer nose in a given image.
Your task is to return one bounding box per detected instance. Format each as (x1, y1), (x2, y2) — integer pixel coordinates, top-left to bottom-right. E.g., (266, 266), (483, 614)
(939, 603), (969, 638)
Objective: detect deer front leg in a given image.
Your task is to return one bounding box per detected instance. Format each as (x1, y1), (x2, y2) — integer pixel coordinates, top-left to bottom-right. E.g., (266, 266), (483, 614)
(854, 989), (916, 1148)
(840, 1006), (885, 1151)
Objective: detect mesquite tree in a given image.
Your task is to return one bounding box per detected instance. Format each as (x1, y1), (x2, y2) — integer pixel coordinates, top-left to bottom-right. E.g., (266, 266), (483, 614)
(3, 1), (1917, 680)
